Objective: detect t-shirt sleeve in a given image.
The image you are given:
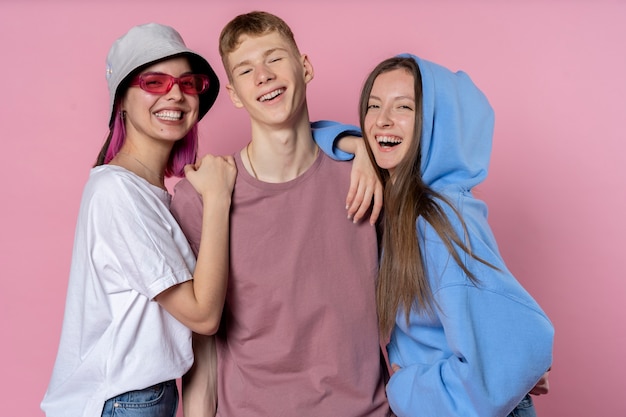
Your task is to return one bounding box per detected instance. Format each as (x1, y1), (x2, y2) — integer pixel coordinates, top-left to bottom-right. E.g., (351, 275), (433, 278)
(88, 177), (194, 300)
(170, 178), (204, 257)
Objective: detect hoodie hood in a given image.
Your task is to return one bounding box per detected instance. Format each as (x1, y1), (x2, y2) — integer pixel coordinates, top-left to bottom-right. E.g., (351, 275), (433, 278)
(399, 54), (494, 192)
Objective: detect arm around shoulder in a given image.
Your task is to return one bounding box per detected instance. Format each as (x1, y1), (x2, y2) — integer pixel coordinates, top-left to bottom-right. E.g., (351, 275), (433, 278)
(156, 154), (236, 335)
(311, 120), (361, 160)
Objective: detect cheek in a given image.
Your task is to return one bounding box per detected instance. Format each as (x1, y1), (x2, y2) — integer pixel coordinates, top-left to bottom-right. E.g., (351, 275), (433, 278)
(366, 134), (378, 151)
(186, 94), (200, 108)
(124, 91), (159, 111)
(399, 118), (415, 141)
(363, 117), (376, 148)
(363, 114), (376, 133)
(184, 96), (201, 119)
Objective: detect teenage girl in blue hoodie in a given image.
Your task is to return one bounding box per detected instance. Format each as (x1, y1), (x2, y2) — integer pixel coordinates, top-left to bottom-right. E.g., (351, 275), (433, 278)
(316, 54), (554, 417)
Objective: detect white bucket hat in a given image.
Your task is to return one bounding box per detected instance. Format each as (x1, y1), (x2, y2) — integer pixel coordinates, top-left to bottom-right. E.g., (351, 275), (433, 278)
(105, 23), (219, 126)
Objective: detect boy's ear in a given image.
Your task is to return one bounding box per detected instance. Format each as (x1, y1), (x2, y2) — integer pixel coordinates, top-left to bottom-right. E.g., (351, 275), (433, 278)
(226, 83), (245, 109)
(301, 54), (314, 84)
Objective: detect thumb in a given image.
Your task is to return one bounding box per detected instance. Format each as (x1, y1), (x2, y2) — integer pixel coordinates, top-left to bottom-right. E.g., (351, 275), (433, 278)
(183, 163), (196, 176)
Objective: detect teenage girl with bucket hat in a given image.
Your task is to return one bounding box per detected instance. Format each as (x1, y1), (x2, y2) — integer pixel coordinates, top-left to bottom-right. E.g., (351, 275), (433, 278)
(41, 23), (236, 417)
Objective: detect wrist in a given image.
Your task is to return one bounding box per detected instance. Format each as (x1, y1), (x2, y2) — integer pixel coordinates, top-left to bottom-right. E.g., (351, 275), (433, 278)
(336, 135), (362, 154)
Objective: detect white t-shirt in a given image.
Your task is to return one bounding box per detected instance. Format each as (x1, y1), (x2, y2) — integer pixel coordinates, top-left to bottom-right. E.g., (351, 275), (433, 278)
(42, 165), (195, 417)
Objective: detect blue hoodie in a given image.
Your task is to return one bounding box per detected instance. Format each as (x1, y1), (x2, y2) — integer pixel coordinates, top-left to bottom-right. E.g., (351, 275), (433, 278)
(312, 54), (554, 417)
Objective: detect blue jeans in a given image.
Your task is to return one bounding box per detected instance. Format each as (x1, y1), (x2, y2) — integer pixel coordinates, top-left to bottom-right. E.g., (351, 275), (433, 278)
(101, 380), (178, 417)
(507, 394), (536, 417)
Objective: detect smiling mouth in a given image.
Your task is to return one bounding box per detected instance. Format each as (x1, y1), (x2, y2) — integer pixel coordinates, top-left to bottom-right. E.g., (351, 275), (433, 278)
(258, 88), (285, 102)
(155, 110), (183, 121)
(376, 135), (402, 148)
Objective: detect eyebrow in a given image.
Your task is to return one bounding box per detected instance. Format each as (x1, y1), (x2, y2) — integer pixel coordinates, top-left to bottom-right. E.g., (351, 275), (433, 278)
(369, 94), (415, 102)
(231, 47), (290, 73)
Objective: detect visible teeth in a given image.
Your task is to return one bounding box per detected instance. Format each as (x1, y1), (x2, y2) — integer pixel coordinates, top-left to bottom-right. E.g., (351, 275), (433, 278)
(259, 89), (284, 102)
(155, 110), (182, 121)
(376, 135), (402, 146)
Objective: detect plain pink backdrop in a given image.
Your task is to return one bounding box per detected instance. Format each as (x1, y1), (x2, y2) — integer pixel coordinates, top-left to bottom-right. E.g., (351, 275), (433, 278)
(1, 1), (624, 416)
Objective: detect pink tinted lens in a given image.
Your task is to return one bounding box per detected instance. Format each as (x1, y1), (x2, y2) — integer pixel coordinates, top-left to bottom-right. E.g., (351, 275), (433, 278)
(138, 74), (209, 94)
(178, 75), (209, 94)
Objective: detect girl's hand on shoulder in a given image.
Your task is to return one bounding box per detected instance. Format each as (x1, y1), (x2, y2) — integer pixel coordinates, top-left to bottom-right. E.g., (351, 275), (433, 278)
(185, 154), (237, 200)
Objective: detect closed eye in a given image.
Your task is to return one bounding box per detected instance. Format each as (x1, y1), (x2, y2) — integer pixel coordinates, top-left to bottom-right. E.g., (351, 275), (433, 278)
(145, 80), (164, 87)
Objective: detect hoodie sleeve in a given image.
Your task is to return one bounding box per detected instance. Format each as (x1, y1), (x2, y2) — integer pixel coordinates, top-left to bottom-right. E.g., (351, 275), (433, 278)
(311, 120), (361, 161)
(387, 286), (554, 417)
(386, 204), (554, 417)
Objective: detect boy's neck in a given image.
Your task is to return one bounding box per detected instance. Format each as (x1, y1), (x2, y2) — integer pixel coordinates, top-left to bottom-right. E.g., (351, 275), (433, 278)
(244, 116), (318, 183)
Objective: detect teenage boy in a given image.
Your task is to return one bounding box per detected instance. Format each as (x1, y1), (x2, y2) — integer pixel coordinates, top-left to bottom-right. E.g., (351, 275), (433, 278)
(171, 10), (390, 417)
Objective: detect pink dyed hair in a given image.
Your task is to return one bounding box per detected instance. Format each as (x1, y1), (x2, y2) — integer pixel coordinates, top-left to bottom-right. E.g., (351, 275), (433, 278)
(95, 103), (198, 178)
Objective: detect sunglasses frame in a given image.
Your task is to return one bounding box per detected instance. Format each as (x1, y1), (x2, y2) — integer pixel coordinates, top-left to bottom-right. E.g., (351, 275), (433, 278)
(130, 73), (210, 95)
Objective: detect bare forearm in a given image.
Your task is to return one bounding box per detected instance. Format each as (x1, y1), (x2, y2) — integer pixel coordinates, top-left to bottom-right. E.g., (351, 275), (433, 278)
(156, 155), (235, 334)
(183, 333), (218, 417)
(190, 194), (231, 333)
(336, 135), (361, 154)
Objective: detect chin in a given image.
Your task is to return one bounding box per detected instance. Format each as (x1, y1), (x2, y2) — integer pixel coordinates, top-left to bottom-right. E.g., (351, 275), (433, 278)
(372, 156), (395, 171)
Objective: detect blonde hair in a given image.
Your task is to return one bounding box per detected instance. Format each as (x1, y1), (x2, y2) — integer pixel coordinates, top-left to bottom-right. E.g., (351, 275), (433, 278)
(218, 11), (300, 79)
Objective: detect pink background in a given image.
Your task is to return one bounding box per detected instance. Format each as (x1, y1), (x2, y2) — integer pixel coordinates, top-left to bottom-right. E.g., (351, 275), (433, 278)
(1, 1), (624, 416)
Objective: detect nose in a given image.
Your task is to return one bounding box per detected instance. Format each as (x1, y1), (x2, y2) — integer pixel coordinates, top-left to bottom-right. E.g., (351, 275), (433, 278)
(376, 107), (393, 128)
(165, 82), (184, 100)
(255, 64), (275, 85)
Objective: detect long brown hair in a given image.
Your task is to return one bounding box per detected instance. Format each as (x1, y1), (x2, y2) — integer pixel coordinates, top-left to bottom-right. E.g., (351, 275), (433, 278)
(359, 57), (492, 337)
